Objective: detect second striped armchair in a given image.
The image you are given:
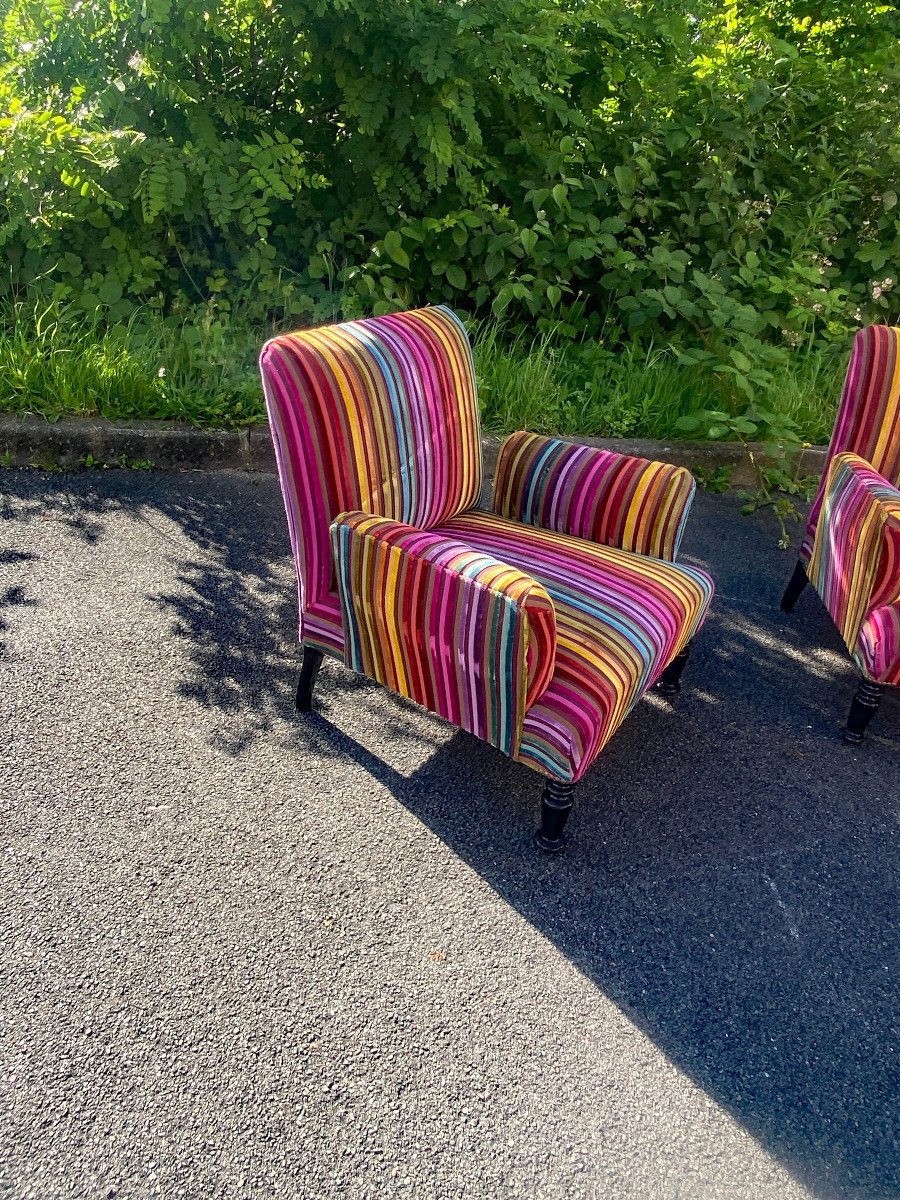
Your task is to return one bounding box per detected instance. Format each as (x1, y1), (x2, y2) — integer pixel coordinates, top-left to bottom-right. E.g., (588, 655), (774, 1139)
(781, 325), (900, 743)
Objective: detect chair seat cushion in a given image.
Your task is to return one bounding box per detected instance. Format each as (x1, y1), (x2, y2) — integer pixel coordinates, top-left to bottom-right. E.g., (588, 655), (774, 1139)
(436, 512), (713, 780)
(303, 509), (713, 782)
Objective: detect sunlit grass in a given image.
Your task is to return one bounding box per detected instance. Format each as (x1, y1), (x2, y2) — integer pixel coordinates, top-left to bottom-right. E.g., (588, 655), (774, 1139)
(474, 324), (841, 443)
(0, 301), (265, 428)
(0, 300), (842, 443)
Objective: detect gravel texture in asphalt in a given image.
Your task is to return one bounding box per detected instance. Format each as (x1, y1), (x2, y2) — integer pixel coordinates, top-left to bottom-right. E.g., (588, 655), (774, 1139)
(1, 469), (897, 1200)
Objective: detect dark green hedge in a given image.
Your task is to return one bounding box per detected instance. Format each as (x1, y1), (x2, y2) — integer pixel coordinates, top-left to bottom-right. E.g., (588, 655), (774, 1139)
(2, 0), (898, 388)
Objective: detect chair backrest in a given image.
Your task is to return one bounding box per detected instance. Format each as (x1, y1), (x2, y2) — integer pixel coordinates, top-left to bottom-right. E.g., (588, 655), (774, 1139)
(260, 305), (483, 611)
(801, 324), (900, 561)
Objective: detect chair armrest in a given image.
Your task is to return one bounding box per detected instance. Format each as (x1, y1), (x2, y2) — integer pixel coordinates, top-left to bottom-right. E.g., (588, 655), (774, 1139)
(331, 512), (556, 756)
(492, 431), (696, 561)
(857, 603), (900, 686)
(808, 452), (900, 652)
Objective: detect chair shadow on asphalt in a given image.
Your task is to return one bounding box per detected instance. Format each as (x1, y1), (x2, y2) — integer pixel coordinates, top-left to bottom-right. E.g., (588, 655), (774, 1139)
(283, 493), (899, 1200)
(301, 666), (899, 1200)
(3, 474), (898, 1200)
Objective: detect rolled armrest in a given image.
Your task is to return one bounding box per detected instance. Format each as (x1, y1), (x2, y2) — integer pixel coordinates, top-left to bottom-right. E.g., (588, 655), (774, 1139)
(856, 603), (900, 686)
(808, 452), (900, 652)
(492, 431), (696, 561)
(331, 512), (556, 756)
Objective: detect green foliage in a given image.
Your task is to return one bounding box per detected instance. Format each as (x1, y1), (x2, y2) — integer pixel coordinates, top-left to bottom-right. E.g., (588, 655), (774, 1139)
(0, 0), (897, 378)
(479, 328), (840, 444)
(0, 300), (265, 427)
(0, 301), (841, 449)
(79, 451), (156, 469)
(692, 466), (733, 494)
(676, 400), (819, 546)
(0, 0), (895, 538)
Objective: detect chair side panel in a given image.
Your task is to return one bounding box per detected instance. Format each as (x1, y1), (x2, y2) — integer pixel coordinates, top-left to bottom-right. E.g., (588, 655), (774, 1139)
(801, 325), (900, 563)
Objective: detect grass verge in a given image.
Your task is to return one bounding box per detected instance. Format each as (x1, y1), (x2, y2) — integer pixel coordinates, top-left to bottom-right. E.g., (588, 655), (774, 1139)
(474, 323), (842, 444)
(0, 302), (842, 443)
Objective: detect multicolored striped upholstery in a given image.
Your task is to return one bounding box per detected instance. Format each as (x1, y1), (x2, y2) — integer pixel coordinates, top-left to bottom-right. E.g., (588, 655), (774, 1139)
(857, 605), (900, 687)
(300, 524), (712, 781)
(808, 452), (900, 684)
(260, 306), (482, 612)
(434, 511), (712, 780)
(494, 431), (696, 562)
(261, 304), (714, 784)
(331, 512), (556, 756)
(800, 325), (900, 564)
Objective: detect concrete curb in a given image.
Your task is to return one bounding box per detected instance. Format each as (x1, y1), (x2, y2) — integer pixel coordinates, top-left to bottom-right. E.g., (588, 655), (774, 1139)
(0, 414), (249, 471)
(0, 413), (828, 483)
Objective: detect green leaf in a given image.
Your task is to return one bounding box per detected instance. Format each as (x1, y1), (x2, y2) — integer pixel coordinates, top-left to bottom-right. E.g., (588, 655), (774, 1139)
(98, 276), (123, 305)
(772, 38), (799, 59)
(484, 253), (505, 280)
(855, 244), (888, 271)
(747, 81), (770, 113)
(383, 231), (409, 268)
(492, 286), (515, 316)
(675, 415), (701, 433)
(445, 264), (467, 290)
(520, 228), (538, 256)
(613, 165), (636, 195)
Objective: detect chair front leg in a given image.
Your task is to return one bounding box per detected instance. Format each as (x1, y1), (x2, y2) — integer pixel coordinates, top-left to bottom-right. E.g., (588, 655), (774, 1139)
(781, 560), (809, 613)
(295, 645), (324, 712)
(842, 678), (884, 745)
(656, 639), (693, 698)
(535, 779), (576, 852)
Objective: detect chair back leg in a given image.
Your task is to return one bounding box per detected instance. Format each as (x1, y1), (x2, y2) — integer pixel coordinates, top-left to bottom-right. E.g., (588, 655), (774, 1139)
(656, 640), (693, 697)
(781, 559), (809, 613)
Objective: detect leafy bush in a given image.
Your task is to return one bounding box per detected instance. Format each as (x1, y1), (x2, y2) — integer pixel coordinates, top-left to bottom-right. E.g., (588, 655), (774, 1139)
(0, 0), (898, 393)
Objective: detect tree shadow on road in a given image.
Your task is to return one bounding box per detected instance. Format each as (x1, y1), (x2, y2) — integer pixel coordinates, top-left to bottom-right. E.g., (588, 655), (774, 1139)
(0, 547), (39, 657)
(1, 469), (299, 749)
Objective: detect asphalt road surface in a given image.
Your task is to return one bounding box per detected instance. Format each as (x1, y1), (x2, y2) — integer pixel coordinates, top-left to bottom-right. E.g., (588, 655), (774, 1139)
(1, 468), (897, 1200)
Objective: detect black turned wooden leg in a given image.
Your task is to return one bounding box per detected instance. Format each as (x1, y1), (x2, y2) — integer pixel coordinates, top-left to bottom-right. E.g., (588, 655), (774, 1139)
(535, 780), (576, 853)
(656, 640), (693, 698)
(842, 679), (884, 745)
(295, 646), (324, 712)
(781, 560), (809, 613)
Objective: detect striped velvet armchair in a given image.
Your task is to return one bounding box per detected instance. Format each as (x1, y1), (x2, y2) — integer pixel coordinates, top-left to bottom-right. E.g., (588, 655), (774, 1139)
(781, 325), (900, 743)
(260, 306), (714, 849)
